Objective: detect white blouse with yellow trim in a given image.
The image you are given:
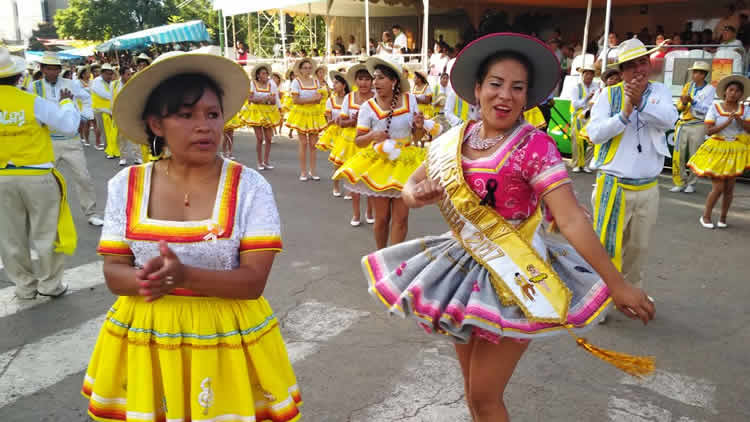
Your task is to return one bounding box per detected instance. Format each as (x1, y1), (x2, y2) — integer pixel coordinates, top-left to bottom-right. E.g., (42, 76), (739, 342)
(96, 158), (282, 269)
(356, 93), (440, 141)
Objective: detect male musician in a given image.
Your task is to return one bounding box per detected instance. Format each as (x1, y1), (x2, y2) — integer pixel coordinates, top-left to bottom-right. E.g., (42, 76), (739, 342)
(587, 38), (678, 289)
(566, 63), (601, 172)
(91, 63), (115, 152)
(444, 88), (479, 128)
(670, 61), (715, 193)
(33, 52), (104, 227)
(0, 47), (81, 299)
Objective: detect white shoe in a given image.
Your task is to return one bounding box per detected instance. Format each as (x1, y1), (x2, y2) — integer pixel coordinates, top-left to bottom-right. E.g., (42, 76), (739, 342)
(350, 218), (361, 227)
(37, 283), (69, 298)
(258, 164), (265, 171)
(366, 215), (375, 224)
(119, 159), (127, 166)
(88, 215), (104, 227)
(94, 144), (104, 151)
(670, 185), (685, 193)
(344, 194), (352, 200)
(134, 159), (143, 164)
(299, 175), (308, 181)
(699, 216), (714, 229)
(333, 190), (342, 197)
(582, 167), (592, 173)
(309, 173), (321, 181)
(684, 184), (695, 193)
(263, 162), (274, 169)
(717, 220), (728, 228)
(106, 154), (115, 159)
(571, 166), (581, 173)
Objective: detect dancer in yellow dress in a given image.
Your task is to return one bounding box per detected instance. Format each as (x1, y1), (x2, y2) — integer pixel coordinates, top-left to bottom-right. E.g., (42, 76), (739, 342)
(246, 63), (282, 170)
(281, 69), (295, 137)
(271, 71), (284, 134)
(333, 57), (440, 248)
(82, 51), (301, 422)
(331, 64), (376, 225)
(315, 64), (330, 115)
(286, 58), (328, 180)
(412, 70), (433, 118)
(688, 75), (750, 229)
(317, 71), (349, 197)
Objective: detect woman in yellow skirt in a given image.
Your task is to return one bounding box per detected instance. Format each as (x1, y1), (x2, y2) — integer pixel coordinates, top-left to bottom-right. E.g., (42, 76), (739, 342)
(281, 69), (295, 137)
(331, 64), (376, 225)
(246, 63), (282, 170)
(83, 51), (301, 422)
(271, 71), (284, 134)
(286, 58), (328, 180)
(412, 70), (433, 118)
(317, 71), (350, 197)
(688, 75), (750, 229)
(333, 57), (440, 248)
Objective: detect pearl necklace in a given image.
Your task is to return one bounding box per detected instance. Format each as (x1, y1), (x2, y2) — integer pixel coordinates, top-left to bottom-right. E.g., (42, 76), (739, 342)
(466, 122), (512, 150)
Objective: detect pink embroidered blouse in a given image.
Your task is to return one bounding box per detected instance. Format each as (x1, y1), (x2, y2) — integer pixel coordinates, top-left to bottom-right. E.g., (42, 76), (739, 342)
(461, 123), (571, 221)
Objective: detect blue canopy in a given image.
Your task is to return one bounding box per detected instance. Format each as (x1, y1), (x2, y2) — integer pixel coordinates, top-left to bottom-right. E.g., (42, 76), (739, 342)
(25, 50), (84, 62)
(96, 20), (210, 52)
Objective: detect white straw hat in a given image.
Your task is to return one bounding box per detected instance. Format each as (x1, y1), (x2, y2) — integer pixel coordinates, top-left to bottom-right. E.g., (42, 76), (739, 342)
(716, 74), (750, 101)
(113, 51), (250, 144)
(39, 51), (63, 66)
(0, 47), (25, 78)
(366, 56), (410, 93)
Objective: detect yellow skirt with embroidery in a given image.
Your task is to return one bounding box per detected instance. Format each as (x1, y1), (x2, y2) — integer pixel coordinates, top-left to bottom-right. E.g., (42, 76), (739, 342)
(687, 135), (750, 178)
(333, 143), (425, 193)
(328, 126), (361, 166)
(286, 104), (327, 134)
(316, 123), (341, 151)
(245, 103), (282, 128)
(82, 295), (301, 422)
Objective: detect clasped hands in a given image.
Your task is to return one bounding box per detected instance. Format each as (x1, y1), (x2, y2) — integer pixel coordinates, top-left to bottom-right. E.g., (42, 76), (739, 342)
(623, 74), (648, 116)
(136, 240), (186, 302)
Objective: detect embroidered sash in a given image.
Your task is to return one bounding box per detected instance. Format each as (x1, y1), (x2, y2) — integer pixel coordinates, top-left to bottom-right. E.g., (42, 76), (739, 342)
(592, 83), (626, 167)
(425, 124), (572, 323)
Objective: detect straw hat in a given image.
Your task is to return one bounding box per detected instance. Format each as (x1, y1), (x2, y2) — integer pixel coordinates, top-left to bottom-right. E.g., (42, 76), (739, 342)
(346, 63), (372, 83)
(76, 65), (90, 78)
(90, 62), (101, 69)
(688, 61), (711, 73)
(251, 62), (272, 80)
(0, 46), (26, 78)
(450, 32), (560, 107)
(271, 71), (283, 81)
(112, 51), (250, 144)
(413, 69), (429, 84)
(136, 53), (152, 64)
(611, 38), (669, 68)
(366, 56), (410, 93)
(576, 63), (596, 74)
(100, 63), (115, 72)
(716, 74), (750, 100)
(38, 51), (62, 66)
(329, 70), (350, 91)
(314, 63), (328, 77)
(293, 57), (317, 75)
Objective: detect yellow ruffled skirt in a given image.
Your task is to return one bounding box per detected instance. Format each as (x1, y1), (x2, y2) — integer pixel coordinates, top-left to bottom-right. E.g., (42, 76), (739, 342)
(316, 123), (341, 151)
(281, 94), (293, 114)
(328, 126), (360, 166)
(224, 111), (245, 131)
(286, 104), (327, 134)
(245, 103), (282, 128)
(333, 143), (425, 194)
(687, 135), (750, 178)
(82, 295), (301, 422)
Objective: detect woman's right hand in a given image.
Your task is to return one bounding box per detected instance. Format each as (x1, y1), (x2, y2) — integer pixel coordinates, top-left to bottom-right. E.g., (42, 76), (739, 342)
(312, 92), (322, 102)
(404, 177), (444, 208)
(609, 282), (655, 324)
(370, 130), (389, 143)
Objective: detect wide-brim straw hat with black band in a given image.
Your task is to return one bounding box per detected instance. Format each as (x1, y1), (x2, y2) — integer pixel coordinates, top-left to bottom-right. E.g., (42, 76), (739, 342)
(113, 51), (250, 144)
(688, 61), (711, 73)
(293, 57), (317, 75)
(329, 70), (350, 91)
(366, 56), (410, 93)
(716, 74), (750, 101)
(39, 52), (63, 66)
(0, 47), (26, 78)
(346, 63), (372, 84)
(609, 37), (670, 68)
(450, 32), (560, 107)
(413, 69), (429, 84)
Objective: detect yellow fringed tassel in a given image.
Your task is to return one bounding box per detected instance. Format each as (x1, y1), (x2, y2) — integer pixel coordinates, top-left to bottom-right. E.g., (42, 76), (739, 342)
(573, 334), (655, 378)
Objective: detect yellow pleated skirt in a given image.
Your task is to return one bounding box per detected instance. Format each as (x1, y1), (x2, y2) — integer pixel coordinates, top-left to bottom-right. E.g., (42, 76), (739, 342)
(285, 104), (327, 134)
(245, 103), (282, 128)
(82, 295), (301, 422)
(316, 123), (341, 151)
(328, 126), (360, 166)
(687, 135), (750, 178)
(281, 94), (293, 114)
(333, 143), (426, 193)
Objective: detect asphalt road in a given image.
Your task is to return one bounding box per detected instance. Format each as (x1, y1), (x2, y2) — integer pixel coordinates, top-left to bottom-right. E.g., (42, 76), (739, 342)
(0, 129), (748, 422)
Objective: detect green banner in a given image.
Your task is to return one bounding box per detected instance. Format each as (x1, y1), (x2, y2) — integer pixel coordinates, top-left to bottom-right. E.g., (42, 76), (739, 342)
(547, 98), (572, 155)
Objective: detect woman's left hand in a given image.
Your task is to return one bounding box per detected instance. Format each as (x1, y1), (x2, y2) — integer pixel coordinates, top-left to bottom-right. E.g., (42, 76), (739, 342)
(413, 112), (425, 130)
(609, 283), (655, 325)
(136, 240), (186, 302)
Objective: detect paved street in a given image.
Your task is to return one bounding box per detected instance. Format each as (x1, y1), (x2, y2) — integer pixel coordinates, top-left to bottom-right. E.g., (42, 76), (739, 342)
(0, 130), (749, 422)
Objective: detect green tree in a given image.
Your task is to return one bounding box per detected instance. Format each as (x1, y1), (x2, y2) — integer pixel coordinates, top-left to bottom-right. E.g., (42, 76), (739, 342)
(289, 15), (325, 55)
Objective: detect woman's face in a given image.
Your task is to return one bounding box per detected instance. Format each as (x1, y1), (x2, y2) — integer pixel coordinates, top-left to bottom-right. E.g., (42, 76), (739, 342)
(373, 69), (396, 97)
(272, 75), (281, 86)
(474, 58), (529, 131)
(299, 61), (313, 77)
(147, 89), (224, 164)
(725, 83), (743, 103)
(440, 74), (449, 86)
(356, 74), (373, 92)
(257, 69), (269, 83)
(316, 68), (325, 80)
(333, 78), (346, 94)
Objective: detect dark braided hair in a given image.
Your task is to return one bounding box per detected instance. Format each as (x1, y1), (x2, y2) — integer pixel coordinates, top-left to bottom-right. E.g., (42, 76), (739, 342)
(375, 64), (401, 136)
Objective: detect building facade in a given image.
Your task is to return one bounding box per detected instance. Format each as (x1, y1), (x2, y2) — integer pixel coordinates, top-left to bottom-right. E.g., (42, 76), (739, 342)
(0, 0), (69, 44)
